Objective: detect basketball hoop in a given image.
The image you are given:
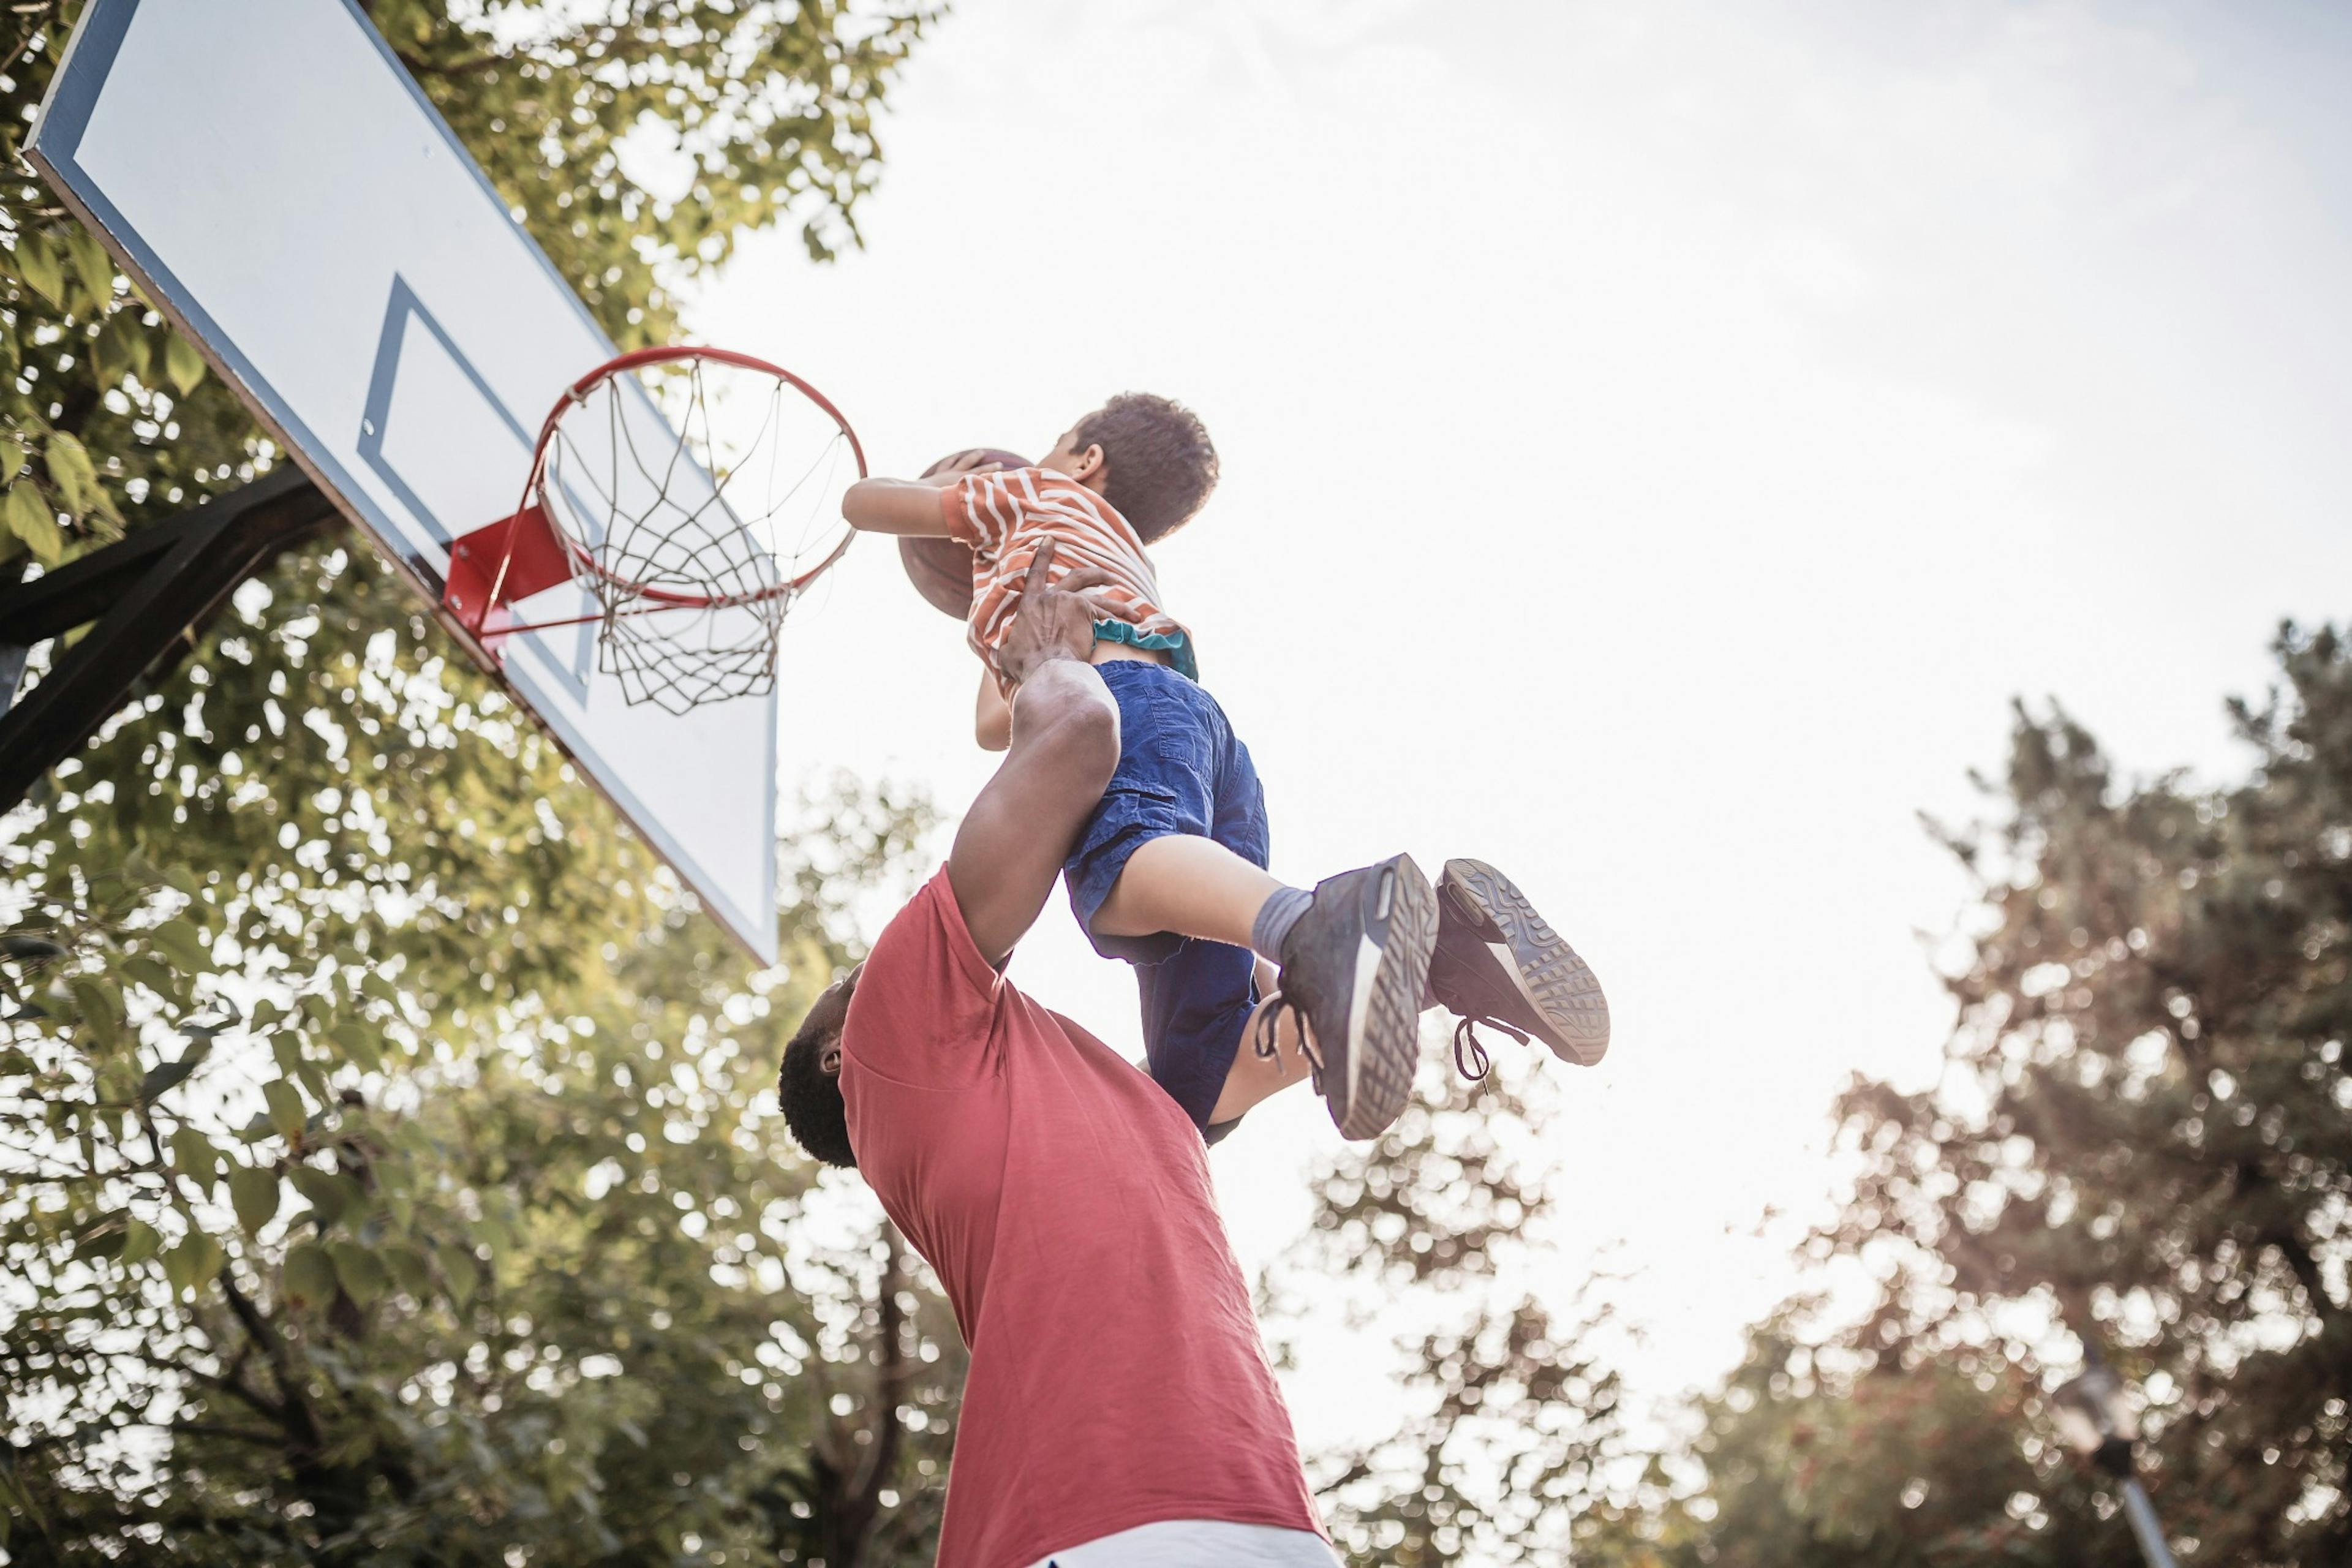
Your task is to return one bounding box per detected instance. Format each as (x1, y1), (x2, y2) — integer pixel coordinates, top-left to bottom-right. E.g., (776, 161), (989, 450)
(444, 346), (865, 714)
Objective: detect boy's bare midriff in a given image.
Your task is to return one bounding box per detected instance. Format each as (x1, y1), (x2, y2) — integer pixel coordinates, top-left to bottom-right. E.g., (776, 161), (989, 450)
(1089, 640), (1172, 669)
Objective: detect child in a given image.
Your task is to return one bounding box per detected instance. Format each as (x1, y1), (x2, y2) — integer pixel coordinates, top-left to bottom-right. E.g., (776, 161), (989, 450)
(842, 394), (1607, 1140)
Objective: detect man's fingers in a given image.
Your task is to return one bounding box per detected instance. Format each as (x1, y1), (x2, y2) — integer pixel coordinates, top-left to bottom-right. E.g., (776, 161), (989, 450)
(1052, 566), (1118, 596)
(1020, 538), (1060, 597)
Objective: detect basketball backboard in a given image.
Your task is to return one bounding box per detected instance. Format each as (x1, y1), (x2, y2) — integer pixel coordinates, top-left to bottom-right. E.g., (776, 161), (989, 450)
(29, 0), (781, 961)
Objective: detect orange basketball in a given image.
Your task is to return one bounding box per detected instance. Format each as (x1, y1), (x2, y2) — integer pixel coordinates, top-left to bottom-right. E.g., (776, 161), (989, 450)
(902, 449), (1030, 620)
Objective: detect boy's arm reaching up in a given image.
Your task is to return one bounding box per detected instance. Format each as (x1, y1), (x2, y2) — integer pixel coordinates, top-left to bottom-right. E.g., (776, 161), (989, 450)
(840, 448), (998, 537)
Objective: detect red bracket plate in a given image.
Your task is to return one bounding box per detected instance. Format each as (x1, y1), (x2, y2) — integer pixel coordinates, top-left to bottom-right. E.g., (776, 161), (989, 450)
(442, 502), (575, 660)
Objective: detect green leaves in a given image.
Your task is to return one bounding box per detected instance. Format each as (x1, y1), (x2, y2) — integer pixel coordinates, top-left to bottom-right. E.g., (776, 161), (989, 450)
(436, 1242), (481, 1305)
(263, 1079), (307, 1143)
(119, 1218), (161, 1266)
(62, 225), (113, 311)
(10, 229), (63, 307)
(146, 916), (213, 973)
(383, 1242), (432, 1299)
(67, 974), (126, 1049)
(332, 1019), (385, 1072)
(44, 431), (97, 514)
(228, 1164), (281, 1235)
(2, 483), (58, 563)
(169, 1125), (219, 1188)
(162, 1232), (224, 1297)
(164, 331), (206, 396)
(136, 1038), (211, 1103)
(328, 1240), (388, 1308)
(283, 1241), (337, 1310)
(287, 1163), (352, 1224)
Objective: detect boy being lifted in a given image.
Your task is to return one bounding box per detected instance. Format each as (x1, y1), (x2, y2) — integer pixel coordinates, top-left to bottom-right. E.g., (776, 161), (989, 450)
(840, 394), (1607, 1140)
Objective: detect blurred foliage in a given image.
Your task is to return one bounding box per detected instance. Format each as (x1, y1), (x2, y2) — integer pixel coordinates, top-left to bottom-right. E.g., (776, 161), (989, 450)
(1599, 1308), (2125, 1568)
(1, 1), (956, 1562)
(368, 0), (934, 335)
(1263, 1068), (1633, 1566)
(1633, 625), (2352, 1566)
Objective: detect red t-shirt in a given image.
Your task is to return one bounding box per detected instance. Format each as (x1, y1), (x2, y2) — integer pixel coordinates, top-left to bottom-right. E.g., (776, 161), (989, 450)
(840, 869), (1324, 1568)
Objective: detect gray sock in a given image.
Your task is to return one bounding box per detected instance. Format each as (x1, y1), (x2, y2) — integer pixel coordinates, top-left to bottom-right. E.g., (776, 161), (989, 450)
(1249, 885), (1313, 966)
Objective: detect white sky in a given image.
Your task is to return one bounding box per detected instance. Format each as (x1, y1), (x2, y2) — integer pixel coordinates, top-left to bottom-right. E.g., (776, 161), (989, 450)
(688, 0), (2352, 1441)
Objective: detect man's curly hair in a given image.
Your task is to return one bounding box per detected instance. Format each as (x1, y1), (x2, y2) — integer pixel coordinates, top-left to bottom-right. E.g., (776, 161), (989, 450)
(1076, 392), (1219, 543)
(776, 978), (857, 1169)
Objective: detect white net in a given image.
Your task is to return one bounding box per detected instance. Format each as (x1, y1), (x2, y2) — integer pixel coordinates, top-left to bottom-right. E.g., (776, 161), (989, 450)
(534, 353), (859, 713)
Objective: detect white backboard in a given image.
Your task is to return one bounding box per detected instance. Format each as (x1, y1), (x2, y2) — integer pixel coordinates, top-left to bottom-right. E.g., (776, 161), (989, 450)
(31, 0), (778, 960)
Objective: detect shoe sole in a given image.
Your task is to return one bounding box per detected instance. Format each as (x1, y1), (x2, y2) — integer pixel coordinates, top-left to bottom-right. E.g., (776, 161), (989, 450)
(1439, 858), (1610, 1065)
(1332, 853), (1437, 1140)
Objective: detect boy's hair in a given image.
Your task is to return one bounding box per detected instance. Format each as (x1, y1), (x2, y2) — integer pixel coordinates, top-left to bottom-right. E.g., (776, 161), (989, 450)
(776, 981), (856, 1169)
(1076, 393), (1219, 543)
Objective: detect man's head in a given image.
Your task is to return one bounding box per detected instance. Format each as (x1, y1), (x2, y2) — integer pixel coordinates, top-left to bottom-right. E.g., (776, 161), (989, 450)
(1039, 393), (1219, 543)
(776, 965), (861, 1169)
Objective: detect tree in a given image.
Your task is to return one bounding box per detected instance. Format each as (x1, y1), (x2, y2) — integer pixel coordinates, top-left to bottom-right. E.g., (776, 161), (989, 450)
(0, 543), (965, 1562)
(2, 2), (955, 1561)
(1262, 1069), (1634, 1567)
(1646, 624), (2352, 1566)
(1613, 1306), (2120, 1568)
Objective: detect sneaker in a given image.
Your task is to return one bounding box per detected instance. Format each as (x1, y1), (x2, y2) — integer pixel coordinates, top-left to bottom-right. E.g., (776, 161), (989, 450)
(1262, 853), (1438, 1140)
(1428, 858), (1609, 1072)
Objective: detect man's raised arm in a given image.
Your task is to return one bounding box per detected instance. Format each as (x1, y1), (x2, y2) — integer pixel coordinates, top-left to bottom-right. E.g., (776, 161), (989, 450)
(946, 540), (1120, 963)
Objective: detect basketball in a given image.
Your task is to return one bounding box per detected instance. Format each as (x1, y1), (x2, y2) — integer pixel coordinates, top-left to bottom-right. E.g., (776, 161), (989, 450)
(902, 448), (1031, 620)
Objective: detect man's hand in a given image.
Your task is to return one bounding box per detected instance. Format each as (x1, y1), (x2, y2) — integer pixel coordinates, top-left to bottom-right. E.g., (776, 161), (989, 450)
(995, 538), (1114, 688)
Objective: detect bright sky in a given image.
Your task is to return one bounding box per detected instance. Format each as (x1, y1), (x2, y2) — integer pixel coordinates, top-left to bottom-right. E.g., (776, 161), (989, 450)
(689, 0), (2352, 1441)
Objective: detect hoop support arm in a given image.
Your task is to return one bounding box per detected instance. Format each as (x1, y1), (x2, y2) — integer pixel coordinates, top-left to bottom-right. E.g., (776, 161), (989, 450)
(442, 501), (574, 658)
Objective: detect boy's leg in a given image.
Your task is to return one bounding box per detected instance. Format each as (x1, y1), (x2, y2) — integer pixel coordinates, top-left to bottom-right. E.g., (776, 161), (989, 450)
(1071, 671), (1434, 1140)
(1426, 858), (1611, 1066)
(1090, 833), (1283, 949)
(1135, 937), (1262, 1138)
(1202, 959), (1316, 1134)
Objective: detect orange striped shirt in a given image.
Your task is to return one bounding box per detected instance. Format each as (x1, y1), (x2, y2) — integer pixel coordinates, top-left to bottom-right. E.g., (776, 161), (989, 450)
(939, 467), (1196, 682)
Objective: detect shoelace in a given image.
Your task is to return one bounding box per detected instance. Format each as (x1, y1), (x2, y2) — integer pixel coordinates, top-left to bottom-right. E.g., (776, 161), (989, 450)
(1451, 1014), (1524, 1082)
(1253, 988), (1324, 1091)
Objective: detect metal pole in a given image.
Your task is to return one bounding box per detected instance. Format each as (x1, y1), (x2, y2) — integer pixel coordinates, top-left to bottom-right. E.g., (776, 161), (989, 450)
(0, 471), (338, 811)
(2119, 1479), (2179, 1568)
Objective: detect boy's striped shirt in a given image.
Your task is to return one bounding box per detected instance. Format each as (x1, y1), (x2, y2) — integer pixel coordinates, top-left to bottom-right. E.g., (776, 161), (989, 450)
(940, 467), (1193, 680)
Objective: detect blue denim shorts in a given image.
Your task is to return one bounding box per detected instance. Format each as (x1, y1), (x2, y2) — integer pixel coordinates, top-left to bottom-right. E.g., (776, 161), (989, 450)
(1064, 661), (1270, 1136)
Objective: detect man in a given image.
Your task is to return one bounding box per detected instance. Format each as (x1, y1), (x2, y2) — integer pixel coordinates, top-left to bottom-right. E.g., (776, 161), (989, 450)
(776, 544), (1335, 1565)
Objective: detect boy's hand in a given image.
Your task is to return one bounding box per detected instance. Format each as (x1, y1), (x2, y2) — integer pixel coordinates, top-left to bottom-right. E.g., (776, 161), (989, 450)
(995, 539), (1114, 688)
(918, 448), (1006, 488)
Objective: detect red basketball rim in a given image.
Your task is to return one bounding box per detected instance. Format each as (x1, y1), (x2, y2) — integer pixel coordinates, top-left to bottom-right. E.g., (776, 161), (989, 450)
(488, 344), (868, 617)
